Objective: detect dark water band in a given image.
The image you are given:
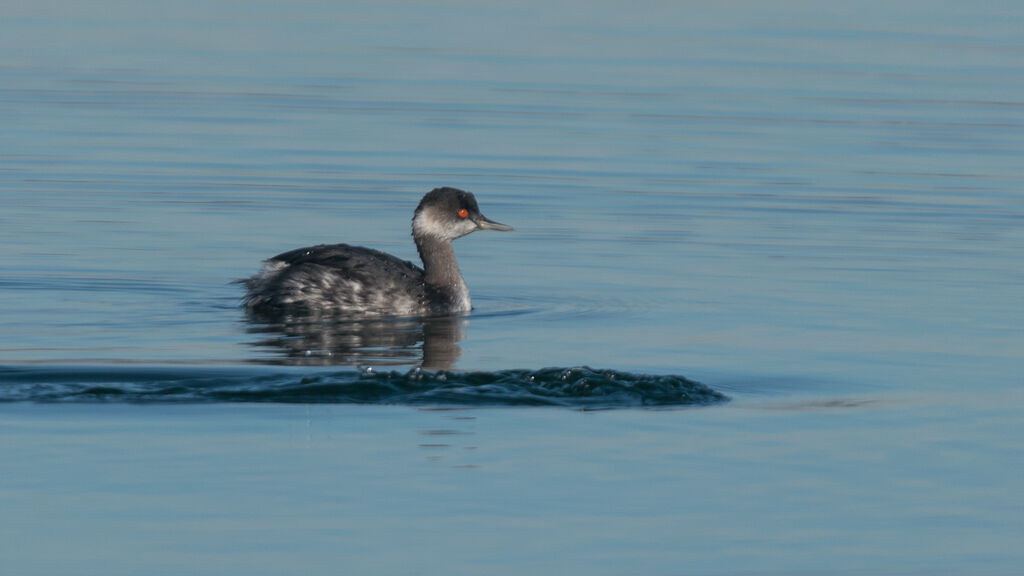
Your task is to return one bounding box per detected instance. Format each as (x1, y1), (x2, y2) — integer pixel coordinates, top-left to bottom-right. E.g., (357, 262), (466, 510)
(0, 366), (727, 408)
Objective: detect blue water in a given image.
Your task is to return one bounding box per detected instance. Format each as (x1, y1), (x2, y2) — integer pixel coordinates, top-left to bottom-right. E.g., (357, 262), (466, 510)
(3, 1), (1024, 574)
(0, 366), (726, 407)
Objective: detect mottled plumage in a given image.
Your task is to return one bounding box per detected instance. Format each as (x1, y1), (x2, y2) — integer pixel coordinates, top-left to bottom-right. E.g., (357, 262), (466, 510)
(242, 187), (513, 317)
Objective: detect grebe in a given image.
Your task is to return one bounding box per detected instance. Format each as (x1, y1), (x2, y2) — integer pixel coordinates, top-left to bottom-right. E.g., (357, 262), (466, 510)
(242, 187), (513, 316)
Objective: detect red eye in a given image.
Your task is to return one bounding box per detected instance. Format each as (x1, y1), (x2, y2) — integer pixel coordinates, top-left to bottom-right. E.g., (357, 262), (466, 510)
(457, 208), (469, 219)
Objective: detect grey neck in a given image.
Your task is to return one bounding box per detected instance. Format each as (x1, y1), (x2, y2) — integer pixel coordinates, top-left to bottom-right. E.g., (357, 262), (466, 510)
(416, 235), (470, 310)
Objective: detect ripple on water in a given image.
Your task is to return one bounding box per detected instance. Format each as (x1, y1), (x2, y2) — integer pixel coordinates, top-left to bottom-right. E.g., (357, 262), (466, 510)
(0, 365), (727, 408)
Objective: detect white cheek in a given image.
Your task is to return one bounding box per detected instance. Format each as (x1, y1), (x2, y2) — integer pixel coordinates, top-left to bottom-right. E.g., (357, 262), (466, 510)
(455, 219), (478, 238)
(412, 209), (450, 239)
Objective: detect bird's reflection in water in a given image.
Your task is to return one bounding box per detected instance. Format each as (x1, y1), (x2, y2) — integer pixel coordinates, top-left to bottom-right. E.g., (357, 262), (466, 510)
(243, 309), (467, 369)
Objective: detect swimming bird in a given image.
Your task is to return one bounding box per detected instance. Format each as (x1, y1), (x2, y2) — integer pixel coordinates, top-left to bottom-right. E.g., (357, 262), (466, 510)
(242, 187), (513, 316)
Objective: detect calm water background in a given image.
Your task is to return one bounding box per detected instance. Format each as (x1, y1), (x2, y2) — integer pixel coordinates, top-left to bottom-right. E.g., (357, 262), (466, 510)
(2, 1), (1023, 574)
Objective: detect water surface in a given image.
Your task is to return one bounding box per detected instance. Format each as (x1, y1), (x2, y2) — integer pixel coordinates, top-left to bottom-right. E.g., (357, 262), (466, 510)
(2, 1), (1023, 574)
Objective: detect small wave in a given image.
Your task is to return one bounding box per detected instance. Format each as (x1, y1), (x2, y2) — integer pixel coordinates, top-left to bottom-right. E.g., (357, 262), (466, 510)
(0, 366), (726, 408)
